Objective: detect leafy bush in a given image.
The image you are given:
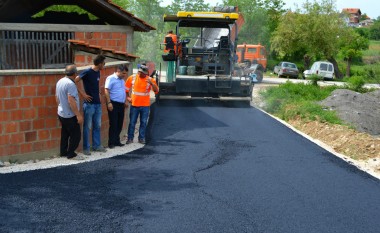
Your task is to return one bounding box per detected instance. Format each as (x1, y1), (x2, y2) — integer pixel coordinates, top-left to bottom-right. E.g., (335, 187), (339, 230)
(261, 82), (341, 124)
(346, 76), (366, 92)
(308, 74), (322, 86)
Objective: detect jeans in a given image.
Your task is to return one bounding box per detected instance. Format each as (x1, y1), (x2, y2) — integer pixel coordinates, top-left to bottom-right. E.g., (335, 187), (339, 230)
(127, 106), (150, 140)
(59, 116), (81, 158)
(107, 101), (125, 146)
(83, 103), (102, 150)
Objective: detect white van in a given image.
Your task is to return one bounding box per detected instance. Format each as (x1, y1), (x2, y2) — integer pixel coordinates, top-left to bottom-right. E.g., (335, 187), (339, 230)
(303, 61), (334, 80)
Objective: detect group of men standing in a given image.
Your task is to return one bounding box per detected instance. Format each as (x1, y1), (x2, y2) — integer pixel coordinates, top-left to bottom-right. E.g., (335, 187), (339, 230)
(55, 55), (158, 160)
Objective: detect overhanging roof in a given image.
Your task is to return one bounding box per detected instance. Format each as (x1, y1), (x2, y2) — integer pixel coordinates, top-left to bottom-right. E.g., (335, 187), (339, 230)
(0, 0), (155, 32)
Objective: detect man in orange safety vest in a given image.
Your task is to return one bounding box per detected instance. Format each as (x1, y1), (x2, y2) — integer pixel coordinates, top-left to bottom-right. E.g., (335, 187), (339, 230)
(125, 65), (159, 144)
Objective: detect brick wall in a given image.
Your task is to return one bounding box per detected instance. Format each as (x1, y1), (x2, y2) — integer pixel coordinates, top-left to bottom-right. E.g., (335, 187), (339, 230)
(0, 62), (128, 162)
(74, 32), (128, 66)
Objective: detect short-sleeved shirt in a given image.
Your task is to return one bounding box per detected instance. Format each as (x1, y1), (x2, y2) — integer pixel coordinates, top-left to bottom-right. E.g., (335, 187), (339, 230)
(125, 73), (158, 107)
(79, 68), (101, 104)
(105, 73), (126, 103)
(56, 77), (80, 118)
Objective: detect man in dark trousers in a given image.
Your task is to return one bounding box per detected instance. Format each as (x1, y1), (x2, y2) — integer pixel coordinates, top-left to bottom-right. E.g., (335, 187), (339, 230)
(75, 54), (107, 155)
(56, 64), (84, 160)
(104, 64), (129, 148)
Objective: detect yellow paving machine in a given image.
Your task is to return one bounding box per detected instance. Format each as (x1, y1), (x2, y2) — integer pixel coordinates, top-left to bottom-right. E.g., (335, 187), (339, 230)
(158, 7), (256, 103)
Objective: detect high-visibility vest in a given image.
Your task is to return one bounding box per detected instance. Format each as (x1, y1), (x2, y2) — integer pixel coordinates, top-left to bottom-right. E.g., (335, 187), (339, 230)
(125, 74), (158, 107)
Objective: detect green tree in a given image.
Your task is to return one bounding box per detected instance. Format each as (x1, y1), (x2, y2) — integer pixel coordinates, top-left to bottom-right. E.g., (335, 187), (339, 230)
(271, 0), (349, 78)
(369, 20), (380, 40)
(339, 30), (369, 77)
(222, 0), (285, 49)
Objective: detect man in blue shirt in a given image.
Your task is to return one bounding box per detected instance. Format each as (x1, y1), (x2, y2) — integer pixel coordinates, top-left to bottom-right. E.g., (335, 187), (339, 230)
(75, 55), (107, 155)
(104, 64), (129, 148)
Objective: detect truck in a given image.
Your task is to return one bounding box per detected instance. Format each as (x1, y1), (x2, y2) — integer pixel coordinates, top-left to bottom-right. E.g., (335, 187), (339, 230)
(158, 7), (255, 103)
(236, 43), (267, 83)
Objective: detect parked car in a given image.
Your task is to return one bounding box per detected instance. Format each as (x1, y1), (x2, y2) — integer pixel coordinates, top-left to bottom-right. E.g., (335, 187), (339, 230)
(273, 62), (299, 78)
(303, 61), (334, 80)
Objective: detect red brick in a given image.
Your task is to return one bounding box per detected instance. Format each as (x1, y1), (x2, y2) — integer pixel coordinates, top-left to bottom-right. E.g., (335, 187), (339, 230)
(0, 76), (16, 86)
(0, 135), (10, 145)
(112, 32), (121, 39)
(51, 128), (61, 139)
(93, 32), (102, 39)
(18, 76), (30, 85)
(37, 86), (50, 96)
(0, 87), (9, 98)
(23, 108), (36, 119)
(10, 110), (24, 121)
(46, 96), (57, 106)
(107, 40), (117, 47)
(98, 40), (107, 47)
(4, 99), (18, 110)
(33, 119), (45, 130)
(0, 146), (5, 156)
(45, 118), (59, 128)
(8, 145), (20, 155)
(46, 139), (59, 149)
(38, 130), (50, 140)
(85, 32), (93, 39)
(75, 55), (85, 63)
(25, 131), (37, 142)
(32, 97), (45, 107)
(5, 122), (18, 133)
(20, 143), (33, 154)
(30, 75), (44, 85)
(18, 98), (31, 108)
(23, 86), (36, 97)
(19, 121), (32, 131)
(102, 32), (112, 39)
(0, 123), (2, 134)
(9, 87), (22, 98)
(0, 111), (9, 122)
(10, 133), (25, 144)
(45, 75), (60, 85)
(121, 33), (127, 40)
(33, 141), (47, 151)
(38, 107), (49, 117)
(75, 32), (85, 39)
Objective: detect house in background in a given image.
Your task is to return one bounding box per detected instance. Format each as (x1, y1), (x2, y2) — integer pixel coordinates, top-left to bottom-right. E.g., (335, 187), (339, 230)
(342, 8), (362, 26)
(0, 0), (155, 161)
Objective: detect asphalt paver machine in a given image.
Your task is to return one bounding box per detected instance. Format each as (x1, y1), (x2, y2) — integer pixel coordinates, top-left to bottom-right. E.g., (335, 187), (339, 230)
(158, 7), (255, 103)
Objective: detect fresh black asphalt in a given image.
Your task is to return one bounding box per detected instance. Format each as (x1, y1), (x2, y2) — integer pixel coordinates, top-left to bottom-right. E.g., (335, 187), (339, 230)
(1, 100), (380, 233)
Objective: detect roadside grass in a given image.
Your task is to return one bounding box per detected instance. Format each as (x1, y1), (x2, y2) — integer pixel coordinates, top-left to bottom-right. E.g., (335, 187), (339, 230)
(261, 81), (342, 124)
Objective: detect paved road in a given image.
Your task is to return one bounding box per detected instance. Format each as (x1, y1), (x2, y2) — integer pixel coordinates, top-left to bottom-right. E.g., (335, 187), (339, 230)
(1, 100), (380, 232)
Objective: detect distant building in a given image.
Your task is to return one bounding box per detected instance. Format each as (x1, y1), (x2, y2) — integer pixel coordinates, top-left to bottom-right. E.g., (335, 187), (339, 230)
(342, 8), (362, 25)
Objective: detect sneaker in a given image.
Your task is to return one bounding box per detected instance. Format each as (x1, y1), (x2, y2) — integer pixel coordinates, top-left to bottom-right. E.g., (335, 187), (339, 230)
(126, 139), (133, 144)
(138, 139), (146, 144)
(115, 142), (124, 147)
(68, 154), (85, 160)
(93, 146), (107, 152)
(83, 149), (91, 156)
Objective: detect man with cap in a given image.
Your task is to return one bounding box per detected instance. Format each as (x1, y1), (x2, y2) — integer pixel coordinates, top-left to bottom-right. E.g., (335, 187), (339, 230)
(125, 64), (159, 144)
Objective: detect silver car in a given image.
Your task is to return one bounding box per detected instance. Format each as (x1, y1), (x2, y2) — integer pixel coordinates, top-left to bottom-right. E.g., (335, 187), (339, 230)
(273, 62), (299, 78)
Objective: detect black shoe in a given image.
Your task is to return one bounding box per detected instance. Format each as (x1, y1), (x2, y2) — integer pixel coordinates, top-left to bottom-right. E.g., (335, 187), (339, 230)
(109, 144), (115, 149)
(138, 139), (146, 144)
(115, 142), (124, 147)
(67, 152), (78, 159)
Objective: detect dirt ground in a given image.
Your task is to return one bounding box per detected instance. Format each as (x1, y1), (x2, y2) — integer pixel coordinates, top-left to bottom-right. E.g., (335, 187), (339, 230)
(252, 84), (380, 178)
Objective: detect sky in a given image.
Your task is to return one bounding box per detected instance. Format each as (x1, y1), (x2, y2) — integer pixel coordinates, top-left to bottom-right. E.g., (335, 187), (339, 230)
(160, 0), (379, 19)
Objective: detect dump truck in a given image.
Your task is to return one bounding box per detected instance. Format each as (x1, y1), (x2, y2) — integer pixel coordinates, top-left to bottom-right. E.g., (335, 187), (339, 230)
(158, 6), (255, 103)
(236, 43), (267, 82)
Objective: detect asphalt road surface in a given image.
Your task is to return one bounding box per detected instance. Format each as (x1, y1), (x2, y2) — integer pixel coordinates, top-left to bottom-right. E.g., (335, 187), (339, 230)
(1, 100), (380, 233)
